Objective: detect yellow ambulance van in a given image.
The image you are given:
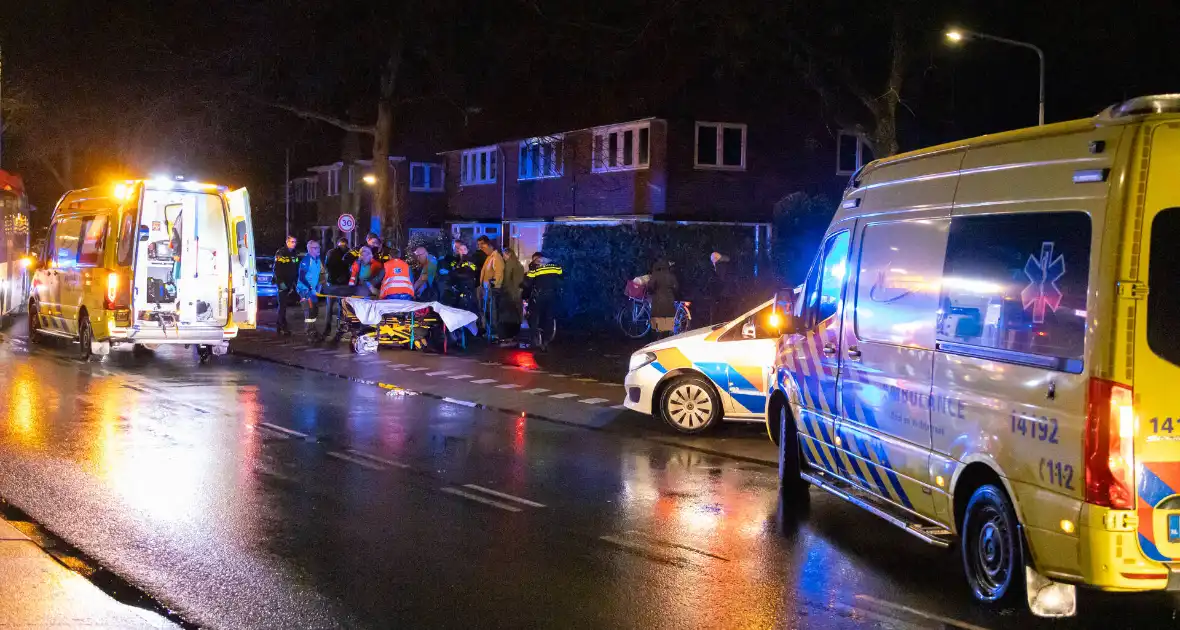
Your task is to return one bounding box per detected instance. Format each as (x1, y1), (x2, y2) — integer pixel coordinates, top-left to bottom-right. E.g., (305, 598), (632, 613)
(29, 178), (257, 361)
(767, 94), (1180, 617)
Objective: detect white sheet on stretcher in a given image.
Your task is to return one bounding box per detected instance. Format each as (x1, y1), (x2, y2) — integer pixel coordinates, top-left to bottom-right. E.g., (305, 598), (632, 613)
(344, 298), (479, 333)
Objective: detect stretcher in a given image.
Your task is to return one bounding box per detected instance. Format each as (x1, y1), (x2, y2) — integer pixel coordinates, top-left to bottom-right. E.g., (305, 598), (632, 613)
(339, 297), (478, 355)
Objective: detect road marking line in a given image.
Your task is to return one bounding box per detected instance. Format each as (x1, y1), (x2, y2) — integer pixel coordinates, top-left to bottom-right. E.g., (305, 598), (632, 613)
(471, 378), (497, 384)
(385, 363), (410, 368)
(575, 377), (598, 382)
(853, 595), (992, 630)
(425, 370), (452, 376)
(522, 388), (550, 395)
(404, 367), (429, 372)
(345, 449), (410, 469)
(611, 404), (629, 409)
(597, 535), (682, 564)
(579, 398), (610, 404)
(623, 530), (730, 561)
(480, 361), (501, 366)
(440, 487), (522, 512)
(443, 397), (478, 407)
(548, 373), (568, 378)
(462, 484), (546, 508)
(495, 384), (521, 389)
(549, 393), (578, 399)
(448, 374), (474, 379)
(327, 451), (384, 470)
(258, 423), (308, 439)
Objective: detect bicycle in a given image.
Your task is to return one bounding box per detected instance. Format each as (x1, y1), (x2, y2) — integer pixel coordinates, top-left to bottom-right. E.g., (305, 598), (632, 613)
(617, 298), (691, 338)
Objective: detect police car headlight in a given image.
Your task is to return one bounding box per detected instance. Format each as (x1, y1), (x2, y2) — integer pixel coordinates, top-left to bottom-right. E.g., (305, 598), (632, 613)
(629, 352), (657, 372)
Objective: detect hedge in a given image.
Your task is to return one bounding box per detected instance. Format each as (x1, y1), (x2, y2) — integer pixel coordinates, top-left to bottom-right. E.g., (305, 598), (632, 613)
(541, 222), (779, 329)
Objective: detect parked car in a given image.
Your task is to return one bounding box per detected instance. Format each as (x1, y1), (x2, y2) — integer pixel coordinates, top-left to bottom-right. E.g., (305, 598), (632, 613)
(256, 255), (278, 304)
(624, 298), (781, 434)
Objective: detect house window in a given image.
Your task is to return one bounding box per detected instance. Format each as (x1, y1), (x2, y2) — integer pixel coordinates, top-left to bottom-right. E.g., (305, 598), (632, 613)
(327, 169), (341, 196)
(695, 122), (746, 169)
(460, 147), (498, 186)
(592, 122), (650, 173)
(290, 181), (302, 203)
(837, 131), (874, 176)
(519, 136), (564, 180)
(410, 163), (445, 192)
(306, 178), (317, 201)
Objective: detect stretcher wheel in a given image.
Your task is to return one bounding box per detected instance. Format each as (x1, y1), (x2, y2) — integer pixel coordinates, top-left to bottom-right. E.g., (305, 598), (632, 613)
(353, 332), (379, 355)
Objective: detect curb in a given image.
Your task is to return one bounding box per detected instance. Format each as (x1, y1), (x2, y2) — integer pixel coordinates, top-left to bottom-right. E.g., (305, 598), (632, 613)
(230, 345), (778, 468)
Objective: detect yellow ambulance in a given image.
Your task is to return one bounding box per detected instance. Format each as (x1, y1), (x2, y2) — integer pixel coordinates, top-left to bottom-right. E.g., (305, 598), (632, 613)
(29, 178), (257, 361)
(767, 94), (1180, 616)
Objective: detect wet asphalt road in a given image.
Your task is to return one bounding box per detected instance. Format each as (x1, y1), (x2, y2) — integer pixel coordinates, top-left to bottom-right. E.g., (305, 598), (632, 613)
(0, 330), (1178, 629)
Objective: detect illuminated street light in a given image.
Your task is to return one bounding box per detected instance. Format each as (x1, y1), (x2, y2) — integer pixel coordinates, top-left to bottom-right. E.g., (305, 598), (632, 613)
(362, 174), (377, 186)
(945, 26), (1045, 126)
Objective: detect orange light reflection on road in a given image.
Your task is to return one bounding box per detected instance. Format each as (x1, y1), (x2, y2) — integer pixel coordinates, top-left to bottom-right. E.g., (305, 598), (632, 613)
(6, 362), (54, 447)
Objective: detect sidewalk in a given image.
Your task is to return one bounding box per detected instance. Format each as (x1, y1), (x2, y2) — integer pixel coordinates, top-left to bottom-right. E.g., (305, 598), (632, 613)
(234, 319), (778, 466)
(0, 515), (177, 629)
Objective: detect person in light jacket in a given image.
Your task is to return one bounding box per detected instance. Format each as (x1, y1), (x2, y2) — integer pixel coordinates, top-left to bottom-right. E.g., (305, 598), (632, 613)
(477, 236), (505, 338)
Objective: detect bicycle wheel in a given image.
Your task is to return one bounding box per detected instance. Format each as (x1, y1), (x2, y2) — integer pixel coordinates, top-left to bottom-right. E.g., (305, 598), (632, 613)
(617, 301), (651, 339)
(673, 303), (692, 335)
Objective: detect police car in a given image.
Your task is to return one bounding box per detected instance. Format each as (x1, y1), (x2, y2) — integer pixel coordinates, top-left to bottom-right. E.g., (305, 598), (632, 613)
(624, 298), (782, 434)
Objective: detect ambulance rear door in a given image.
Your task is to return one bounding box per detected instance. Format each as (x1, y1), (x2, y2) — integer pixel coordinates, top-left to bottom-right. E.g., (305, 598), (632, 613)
(228, 188), (257, 329)
(1133, 122), (1180, 564)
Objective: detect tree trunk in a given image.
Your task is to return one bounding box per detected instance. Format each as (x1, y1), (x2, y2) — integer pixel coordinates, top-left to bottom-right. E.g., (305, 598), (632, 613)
(869, 9), (907, 158)
(372, 36), (403, 247)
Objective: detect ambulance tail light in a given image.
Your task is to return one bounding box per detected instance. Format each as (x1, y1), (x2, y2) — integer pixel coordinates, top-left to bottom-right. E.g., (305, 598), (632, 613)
(1084, 378), (1136, 510)
(104, 272), (126, 310)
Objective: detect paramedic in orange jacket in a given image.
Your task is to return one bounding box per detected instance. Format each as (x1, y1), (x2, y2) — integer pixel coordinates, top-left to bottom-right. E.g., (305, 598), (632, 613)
(379, 254), (415, 301)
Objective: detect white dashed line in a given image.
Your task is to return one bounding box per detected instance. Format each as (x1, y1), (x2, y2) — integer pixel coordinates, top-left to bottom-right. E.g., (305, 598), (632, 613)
(480, 361), (501, 366)
(522, 388), (550, 395)
(257, 423), (309, 439)
(346, 449), (411, 469)
(471, 378), (497, 384)
(448, 374), (474, 380)
(385, 363), (410, 368)
(854, 595), (993, 630)
(575, 377), (598, 382)
(440, 487), (522, 512)
(404, 367), (429, 372)
(443, 397), (478, 407)
(549, 393), (578, 399)
(579, 398), (610, 404)
(548, 373), (568, 378)
(327, 451), (385, 470)
(462, 484), (547, 508)
(495, 384), (521, 389)
(426, 370), (452, 376)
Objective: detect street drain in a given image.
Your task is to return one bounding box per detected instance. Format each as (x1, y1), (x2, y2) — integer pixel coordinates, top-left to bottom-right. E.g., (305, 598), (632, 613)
(0, 499), (198, 629)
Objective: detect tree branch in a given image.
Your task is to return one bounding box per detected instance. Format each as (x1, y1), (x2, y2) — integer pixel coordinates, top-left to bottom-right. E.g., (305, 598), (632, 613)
(264, 101), (376, 136)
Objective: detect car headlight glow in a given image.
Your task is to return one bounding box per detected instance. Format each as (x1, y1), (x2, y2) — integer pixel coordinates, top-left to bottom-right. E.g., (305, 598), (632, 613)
(629, 352), (657, 371)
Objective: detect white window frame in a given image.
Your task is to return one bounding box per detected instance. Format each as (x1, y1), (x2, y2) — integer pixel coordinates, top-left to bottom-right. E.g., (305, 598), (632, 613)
(410, 162), (445, 192)
(837, 130), (873, 176)
(290, 180), (303, 203)
(694, 121), (747, 170)
(518, 135), (564, 181)
(591, 122), (650, 173)
(459, 147), (498, 186)
(327, 168), (341, 196)
(307, 178), (317, 201)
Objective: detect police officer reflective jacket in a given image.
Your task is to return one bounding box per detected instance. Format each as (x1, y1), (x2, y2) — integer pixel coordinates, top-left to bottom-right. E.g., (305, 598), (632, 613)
(523, 262), (563, 299)
(274, 246), (300, 290)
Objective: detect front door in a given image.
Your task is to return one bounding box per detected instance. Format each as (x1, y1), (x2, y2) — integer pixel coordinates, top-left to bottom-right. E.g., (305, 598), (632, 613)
(781, 228), (852, 478)
(1134, 122), (1180, 563)
(712, 303), (778, 416)
(53, 216), (86, 333)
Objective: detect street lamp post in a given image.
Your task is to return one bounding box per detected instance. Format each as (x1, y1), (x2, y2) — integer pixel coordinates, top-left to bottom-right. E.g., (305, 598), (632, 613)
(946, 28), (1046, 126)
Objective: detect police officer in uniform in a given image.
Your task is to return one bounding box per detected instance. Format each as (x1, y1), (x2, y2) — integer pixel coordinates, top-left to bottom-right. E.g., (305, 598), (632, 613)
(365, 232), (391, 264)
(274, 235), (300, 336)
(441, 241), (479, 314)
(522, 252), (563, 351)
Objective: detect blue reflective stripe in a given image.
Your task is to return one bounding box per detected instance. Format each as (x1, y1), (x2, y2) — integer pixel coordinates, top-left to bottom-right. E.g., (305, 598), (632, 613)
(799, 414), (837, 474)
(814, 420), (848, 477)
(1140, 533), (1170, 562)
(729, 392), (766, 414)
(850, 433), (891, 498)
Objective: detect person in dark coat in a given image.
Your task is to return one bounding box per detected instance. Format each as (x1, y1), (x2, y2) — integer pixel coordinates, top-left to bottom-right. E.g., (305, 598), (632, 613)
(648, 259), (679, 337)
(273, 235), (300, 335)
(498, 248), (525, 346)
(704, 251), (732, 324)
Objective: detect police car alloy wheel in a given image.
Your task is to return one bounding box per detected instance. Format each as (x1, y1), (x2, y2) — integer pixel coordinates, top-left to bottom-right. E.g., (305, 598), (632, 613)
(660, 376), (721, 433)
(961, 485), (1023, 604)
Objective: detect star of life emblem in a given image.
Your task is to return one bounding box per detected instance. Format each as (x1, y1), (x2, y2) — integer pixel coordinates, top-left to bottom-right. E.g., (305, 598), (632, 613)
(1021, 242), (1066, 324)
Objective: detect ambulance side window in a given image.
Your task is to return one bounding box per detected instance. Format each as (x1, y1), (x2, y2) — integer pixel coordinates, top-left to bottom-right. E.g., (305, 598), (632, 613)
(117, 206), (138, 267)
(854, 219), (949, 349)
(53, 218), (84, 268)
(1147, 208), (1180, 367)
(77, 216), (109, 267)
(800, 231), (850, 328)
(938, 212), (1091, 370)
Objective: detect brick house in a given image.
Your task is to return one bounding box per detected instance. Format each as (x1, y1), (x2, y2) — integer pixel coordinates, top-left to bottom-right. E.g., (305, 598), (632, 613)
(287, 156), (448, 246)
(438, 114), (865, 261)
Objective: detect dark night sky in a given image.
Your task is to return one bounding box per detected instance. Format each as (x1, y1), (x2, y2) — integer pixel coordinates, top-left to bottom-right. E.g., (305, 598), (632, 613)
(2, 0), (1178, 221)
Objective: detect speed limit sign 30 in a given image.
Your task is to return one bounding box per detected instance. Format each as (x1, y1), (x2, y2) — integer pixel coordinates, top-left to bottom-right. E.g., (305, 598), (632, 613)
(337, 214), (356, 233)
